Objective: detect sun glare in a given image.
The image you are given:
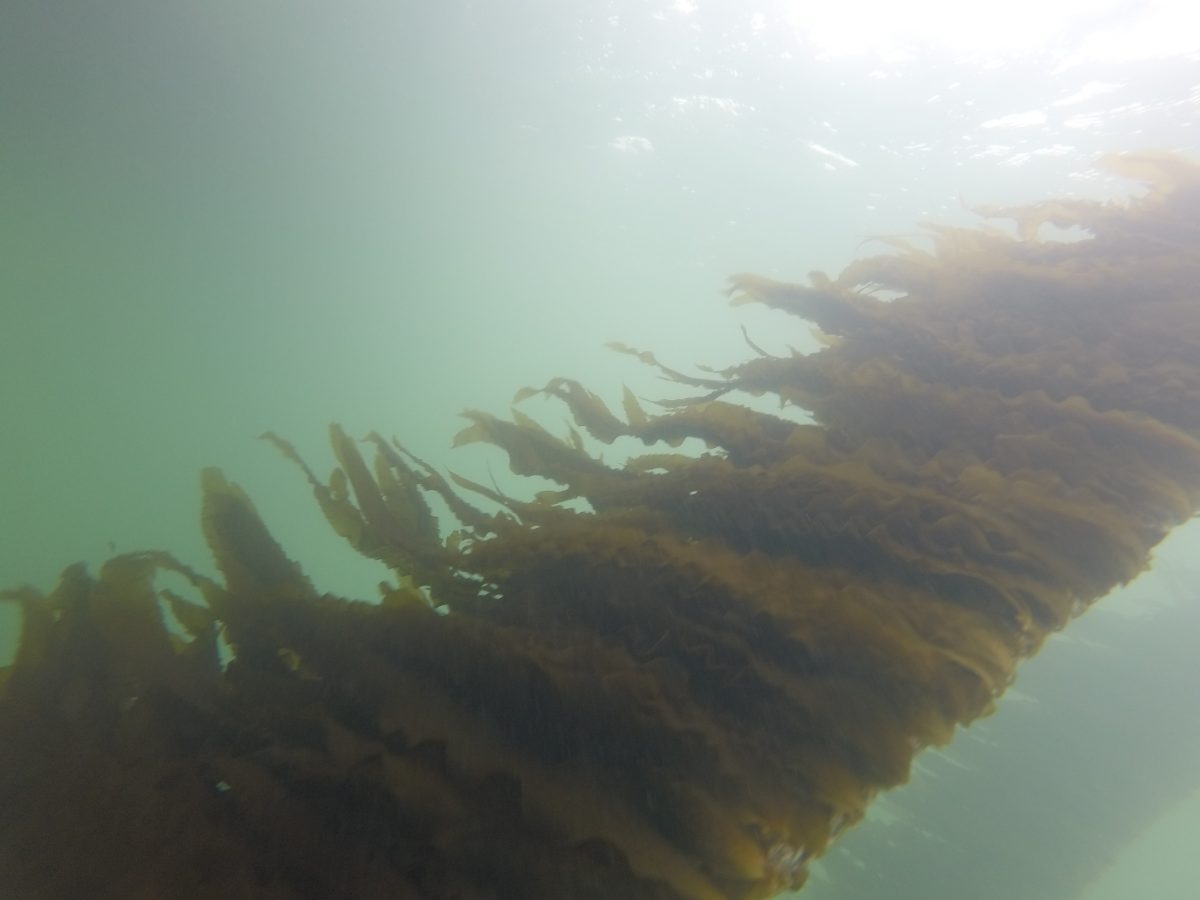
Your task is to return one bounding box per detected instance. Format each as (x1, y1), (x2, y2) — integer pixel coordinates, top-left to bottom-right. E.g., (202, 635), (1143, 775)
(780, 0), (1200, 63)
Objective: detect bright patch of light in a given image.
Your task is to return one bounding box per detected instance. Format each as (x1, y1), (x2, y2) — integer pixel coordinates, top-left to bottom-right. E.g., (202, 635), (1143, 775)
(981, 110), (1049, 129)
(806, 142), (859, 168)
(670, 94), (750, 116)
(673, 0), (698, 14)
(1063, 112), (1106, 130)
(1051, 81), (1124, 106)
(781, 0), (1200, 62)
(610, 135), (655, 154)
(1062, 1), (1200, 64)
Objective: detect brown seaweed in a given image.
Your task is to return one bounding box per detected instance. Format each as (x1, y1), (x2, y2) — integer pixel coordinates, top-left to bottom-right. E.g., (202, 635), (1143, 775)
(2, 151), (1199, 899)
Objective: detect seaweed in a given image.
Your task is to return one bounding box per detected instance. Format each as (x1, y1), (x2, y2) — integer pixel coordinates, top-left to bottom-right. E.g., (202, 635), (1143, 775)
(3, 152), (1199, 899)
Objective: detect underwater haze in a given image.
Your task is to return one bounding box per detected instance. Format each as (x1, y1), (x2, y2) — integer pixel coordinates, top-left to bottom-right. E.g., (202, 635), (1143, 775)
(2, 1), (1199, 898)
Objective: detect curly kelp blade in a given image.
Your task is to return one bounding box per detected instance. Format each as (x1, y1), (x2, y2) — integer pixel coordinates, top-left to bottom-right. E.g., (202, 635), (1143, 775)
(2, 152), (1199, 900)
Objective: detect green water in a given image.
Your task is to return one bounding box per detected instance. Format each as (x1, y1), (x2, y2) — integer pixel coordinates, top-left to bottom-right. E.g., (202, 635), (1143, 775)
(3, 2), (1198, 897)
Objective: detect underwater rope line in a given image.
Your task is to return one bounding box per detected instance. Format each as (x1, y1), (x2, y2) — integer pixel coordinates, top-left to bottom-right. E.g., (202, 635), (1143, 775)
(2, 152), (1199, 900)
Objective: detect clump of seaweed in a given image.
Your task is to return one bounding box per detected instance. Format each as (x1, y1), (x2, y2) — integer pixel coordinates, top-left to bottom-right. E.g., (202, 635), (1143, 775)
(3, 152), (1199, 900)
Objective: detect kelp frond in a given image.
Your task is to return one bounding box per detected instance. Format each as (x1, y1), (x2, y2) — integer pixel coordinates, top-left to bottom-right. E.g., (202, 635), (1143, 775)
(3, 153), (1200, 900)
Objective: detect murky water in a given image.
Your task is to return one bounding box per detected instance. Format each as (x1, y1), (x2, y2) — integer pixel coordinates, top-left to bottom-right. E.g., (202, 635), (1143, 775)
(3, 3), (1199, 898)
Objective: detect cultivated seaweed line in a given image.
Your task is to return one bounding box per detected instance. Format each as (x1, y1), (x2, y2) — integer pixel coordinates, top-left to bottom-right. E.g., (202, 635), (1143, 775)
(2, 152), (1199, 900)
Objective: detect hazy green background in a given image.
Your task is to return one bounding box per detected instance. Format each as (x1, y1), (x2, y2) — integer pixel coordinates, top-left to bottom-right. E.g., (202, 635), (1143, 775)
(2, 1), (1198, 897)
